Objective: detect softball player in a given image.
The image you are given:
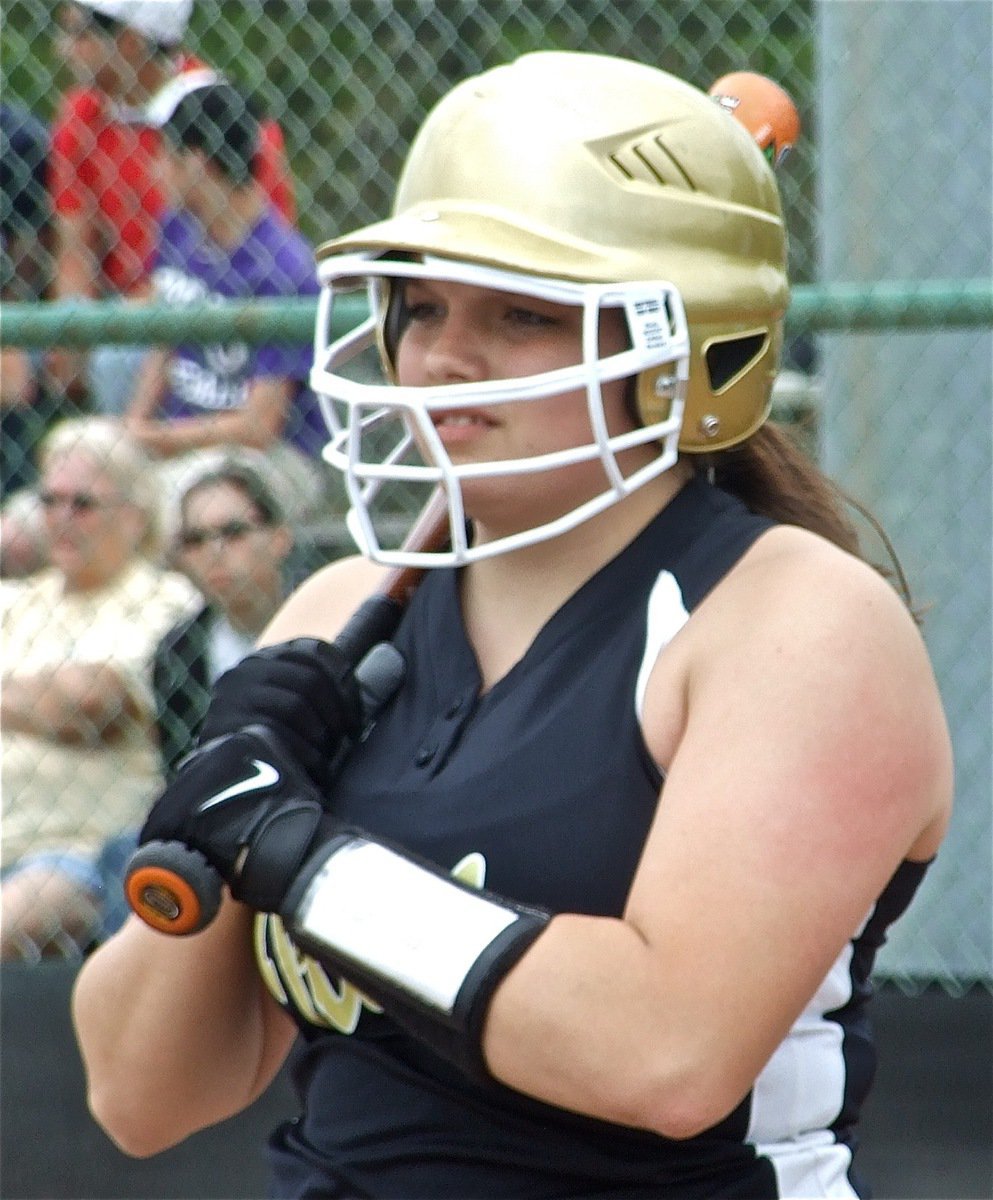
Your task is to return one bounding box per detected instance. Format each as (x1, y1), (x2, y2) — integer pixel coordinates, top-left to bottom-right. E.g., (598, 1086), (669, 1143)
(73, 52), (952, 1198)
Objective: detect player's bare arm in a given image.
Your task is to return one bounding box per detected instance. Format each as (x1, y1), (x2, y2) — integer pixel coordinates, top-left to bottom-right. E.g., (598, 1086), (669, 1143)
(71, 554), (389, 1153)
(481, 530), (952, 1135)
(72, 872), (296, 1157)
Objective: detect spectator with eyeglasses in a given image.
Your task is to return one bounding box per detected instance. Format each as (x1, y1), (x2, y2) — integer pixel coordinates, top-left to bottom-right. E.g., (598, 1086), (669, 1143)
(153, 456), (294, 780)
(1, 416), (198, 960)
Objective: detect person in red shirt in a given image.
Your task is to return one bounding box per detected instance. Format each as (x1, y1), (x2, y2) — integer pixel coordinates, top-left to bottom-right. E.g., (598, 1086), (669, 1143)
(47, 1), (296, 412)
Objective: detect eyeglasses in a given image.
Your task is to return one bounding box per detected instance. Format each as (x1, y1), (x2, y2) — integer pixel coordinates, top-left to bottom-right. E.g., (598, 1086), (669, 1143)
(39, 491), (125, 515)
(178, 519), (266, 549)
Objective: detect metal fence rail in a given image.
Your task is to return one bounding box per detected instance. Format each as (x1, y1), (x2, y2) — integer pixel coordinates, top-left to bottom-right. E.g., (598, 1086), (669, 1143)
(5, 280), (993, 348)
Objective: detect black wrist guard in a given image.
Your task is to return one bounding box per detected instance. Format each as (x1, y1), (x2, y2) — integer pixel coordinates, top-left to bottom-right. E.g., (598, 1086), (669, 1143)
(281, 834), (550, 1080)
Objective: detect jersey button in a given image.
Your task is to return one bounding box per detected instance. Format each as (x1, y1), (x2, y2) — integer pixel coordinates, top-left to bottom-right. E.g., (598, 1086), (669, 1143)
(415, 744), (437, 767)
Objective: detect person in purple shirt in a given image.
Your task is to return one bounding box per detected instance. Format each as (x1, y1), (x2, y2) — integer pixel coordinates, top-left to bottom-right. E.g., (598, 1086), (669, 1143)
(123, 79), (329, 524)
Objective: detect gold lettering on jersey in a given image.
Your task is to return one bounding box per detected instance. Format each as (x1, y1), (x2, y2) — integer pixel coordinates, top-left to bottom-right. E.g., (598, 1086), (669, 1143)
(253, 912), (288, 1005)
(254, 851), (487, 1032)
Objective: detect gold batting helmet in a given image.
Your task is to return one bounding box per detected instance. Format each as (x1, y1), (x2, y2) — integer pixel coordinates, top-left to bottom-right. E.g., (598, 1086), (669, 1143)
(318, 51), (789, 454)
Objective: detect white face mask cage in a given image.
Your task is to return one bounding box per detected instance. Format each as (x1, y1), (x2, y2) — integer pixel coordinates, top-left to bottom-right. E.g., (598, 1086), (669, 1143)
(311, 254), (690, 567)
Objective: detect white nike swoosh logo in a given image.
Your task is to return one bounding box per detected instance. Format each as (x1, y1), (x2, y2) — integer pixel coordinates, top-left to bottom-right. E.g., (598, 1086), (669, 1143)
(197, 759), (280, 813)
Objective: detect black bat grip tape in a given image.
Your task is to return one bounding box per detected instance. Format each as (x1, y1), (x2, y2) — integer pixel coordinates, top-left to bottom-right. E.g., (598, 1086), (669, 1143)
(334, 595), (405, 669)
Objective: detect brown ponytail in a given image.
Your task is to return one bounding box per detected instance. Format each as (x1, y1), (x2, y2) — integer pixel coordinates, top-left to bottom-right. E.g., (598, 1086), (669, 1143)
(703, 422), (920, 620)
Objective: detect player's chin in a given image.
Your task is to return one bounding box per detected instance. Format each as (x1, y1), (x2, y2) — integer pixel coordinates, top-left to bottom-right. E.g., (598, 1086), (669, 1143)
(459, 462), (597, 530)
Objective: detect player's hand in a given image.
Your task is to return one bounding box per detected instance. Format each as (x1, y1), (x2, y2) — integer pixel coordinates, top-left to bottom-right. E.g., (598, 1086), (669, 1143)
(199, 638), (364, 790)
(137, 724), (333, 913)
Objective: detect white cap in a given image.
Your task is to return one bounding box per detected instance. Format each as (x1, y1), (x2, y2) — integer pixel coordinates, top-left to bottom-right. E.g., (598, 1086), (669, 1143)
(75, 0), (193, 47)
(144, 67), (219, 126)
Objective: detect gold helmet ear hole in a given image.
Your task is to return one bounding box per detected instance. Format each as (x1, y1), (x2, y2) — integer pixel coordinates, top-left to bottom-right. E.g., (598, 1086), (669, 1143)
(705, 330), (768, 393)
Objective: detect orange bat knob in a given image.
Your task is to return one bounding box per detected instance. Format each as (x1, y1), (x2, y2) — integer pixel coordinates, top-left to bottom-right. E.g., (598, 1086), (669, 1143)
(709, 71), (801, 168)
(125, 841), (222, 935)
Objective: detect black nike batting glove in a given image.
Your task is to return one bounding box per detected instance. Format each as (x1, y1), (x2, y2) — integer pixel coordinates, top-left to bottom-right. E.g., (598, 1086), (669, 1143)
(138, 724), (333, 913)
(198, 638), (364, 790)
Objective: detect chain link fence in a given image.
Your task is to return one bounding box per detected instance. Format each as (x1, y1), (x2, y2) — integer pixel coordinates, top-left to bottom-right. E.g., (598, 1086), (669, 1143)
(1, 1), (990, 986)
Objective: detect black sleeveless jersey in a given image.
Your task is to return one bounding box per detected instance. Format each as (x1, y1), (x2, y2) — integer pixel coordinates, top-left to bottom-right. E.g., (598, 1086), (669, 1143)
(257, 477), (931, 1198)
